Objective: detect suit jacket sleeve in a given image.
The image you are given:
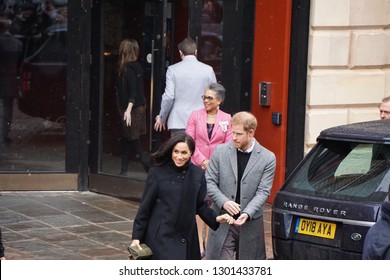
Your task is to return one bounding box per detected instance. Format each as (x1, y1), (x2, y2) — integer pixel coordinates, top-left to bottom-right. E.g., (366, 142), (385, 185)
(132, 169), (159, 241)
(206, 145), (231, 210)
(210, 69), (217, 84)
(159, 67), (175, 121)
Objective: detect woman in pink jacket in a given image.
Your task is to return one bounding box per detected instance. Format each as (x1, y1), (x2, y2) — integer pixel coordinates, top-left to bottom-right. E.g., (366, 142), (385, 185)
(186, 83), (232, 258)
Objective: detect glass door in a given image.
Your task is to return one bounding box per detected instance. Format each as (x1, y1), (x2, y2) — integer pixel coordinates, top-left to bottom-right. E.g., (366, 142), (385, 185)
(89, 0), (172, 199)
(0, 1), (68, 172)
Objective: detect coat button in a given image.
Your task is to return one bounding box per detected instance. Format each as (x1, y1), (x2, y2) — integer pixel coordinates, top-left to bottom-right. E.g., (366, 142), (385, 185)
(180, 239), (186, 243)
(231, 195), (234, 199)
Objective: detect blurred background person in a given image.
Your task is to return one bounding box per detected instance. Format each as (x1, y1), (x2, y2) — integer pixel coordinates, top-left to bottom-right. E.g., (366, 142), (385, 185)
(185, 82), (232, 258)
(379, 96), (390, 120)
(116, 39), (150, 175)
(9, 2), (51, 37)
(0, 17), (22, 145)
(1, 0), (17, 21)
(362, 187), (390, 260)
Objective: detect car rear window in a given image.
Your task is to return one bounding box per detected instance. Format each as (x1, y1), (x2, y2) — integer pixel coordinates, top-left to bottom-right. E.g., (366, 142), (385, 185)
(284, 140), (390, 203)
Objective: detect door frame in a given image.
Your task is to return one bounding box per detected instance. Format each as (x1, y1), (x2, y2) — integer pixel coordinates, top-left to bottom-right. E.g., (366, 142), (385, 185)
(88, 0), (170, 200)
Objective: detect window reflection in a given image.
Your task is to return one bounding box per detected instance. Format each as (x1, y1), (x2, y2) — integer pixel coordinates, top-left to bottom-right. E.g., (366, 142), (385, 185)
(0, 1), (68, 171)
(199, 0), (223, 81)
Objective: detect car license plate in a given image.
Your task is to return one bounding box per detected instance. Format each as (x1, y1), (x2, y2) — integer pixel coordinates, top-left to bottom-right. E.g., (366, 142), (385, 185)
(295, 217), (336, 239)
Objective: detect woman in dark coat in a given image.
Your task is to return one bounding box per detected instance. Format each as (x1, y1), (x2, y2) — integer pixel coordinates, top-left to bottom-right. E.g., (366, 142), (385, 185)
(131, 132), (234, 260)
(116, 39), (150, 174)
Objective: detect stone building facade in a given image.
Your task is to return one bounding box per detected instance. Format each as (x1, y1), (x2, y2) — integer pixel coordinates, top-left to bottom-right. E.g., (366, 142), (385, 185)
(305, 0), (390, 152)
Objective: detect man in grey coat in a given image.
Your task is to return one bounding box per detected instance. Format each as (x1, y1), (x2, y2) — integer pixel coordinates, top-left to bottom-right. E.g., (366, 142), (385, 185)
(154, 37), (216, 134)
(206, 111), (276, 260)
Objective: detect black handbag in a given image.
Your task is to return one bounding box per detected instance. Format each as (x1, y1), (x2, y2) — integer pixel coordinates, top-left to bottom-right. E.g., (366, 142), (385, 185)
(128, 243), (153, 260)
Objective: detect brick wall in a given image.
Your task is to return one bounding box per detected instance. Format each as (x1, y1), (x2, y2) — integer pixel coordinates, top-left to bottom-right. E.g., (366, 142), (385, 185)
(305, 0), (390, 152)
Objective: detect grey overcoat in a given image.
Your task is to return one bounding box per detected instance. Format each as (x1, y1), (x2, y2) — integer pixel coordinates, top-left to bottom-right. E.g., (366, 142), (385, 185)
(205, 140), (276, 259)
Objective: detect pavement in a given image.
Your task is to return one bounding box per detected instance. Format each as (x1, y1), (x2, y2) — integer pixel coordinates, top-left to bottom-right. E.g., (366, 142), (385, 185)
(0, 191), (273, 260)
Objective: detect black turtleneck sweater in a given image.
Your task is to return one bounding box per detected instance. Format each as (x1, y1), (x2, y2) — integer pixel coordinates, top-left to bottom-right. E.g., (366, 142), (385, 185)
(235, 150), (251, 218)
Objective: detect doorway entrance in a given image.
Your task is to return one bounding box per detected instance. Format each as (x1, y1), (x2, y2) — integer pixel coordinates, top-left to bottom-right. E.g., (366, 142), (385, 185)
(88, 0), (253, 201)
(88, 0), (174, 199)
(88, 0), (227, 199)
(0, 1), (253, 194)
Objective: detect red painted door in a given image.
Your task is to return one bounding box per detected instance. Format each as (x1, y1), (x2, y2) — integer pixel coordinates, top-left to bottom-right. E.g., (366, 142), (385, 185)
(252, 0), (292, 202)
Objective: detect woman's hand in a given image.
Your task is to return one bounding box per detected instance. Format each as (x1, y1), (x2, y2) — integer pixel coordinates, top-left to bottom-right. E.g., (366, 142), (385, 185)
(130, 239), (143, 250)
(223, 201), (241, 216)
(216, 213), (235, 224)
(124, 110), (132, 126)
(124, 102), (133, 126)
(200, 159), (209, 170)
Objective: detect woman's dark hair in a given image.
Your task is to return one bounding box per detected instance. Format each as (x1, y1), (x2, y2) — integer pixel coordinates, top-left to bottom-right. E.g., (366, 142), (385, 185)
(152, 132), (195, 166)
(118, 39), (139, 75)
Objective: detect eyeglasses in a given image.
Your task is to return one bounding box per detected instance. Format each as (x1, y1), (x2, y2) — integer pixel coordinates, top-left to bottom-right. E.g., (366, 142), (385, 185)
(201, 95), (215, 101)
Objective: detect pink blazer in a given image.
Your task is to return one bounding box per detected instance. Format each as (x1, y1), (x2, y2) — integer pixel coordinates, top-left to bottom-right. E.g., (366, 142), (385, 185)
(186, 108), (232, 166)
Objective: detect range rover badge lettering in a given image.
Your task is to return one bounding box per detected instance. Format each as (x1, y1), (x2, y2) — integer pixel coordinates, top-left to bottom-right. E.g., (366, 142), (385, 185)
(351, 233), (362, 241)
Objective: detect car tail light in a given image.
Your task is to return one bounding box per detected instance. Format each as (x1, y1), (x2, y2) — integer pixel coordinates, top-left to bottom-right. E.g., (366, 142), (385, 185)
(22, 71), (31, 91)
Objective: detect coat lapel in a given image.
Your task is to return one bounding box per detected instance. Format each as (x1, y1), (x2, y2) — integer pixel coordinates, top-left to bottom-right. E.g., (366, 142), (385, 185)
(209, 110), (220, 140)
(200, 110), (209, 141)
(242, 141), (262, 180)
(228, 143), (238, 180)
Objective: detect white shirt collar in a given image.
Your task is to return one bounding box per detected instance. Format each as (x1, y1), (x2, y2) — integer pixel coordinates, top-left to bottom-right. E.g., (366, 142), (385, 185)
(238, 138), (255, 153)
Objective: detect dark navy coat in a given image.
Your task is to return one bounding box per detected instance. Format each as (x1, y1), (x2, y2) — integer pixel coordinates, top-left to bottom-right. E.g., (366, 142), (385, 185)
(132, 162), (219, 260)
(362, 201), (390, 260)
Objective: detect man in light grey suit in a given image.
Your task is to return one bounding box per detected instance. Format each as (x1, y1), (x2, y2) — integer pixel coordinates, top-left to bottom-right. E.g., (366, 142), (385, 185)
(206, 111), (276, 260)
(154, 37), (216, 134)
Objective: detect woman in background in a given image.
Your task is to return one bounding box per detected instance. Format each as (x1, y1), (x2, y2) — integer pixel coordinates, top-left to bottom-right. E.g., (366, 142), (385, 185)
(186, 83), (232, 258)
(116, 39), (150, 174)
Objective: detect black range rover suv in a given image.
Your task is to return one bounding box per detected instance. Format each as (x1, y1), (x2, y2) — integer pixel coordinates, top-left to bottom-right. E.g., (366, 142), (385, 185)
(272, 119), (390, 259)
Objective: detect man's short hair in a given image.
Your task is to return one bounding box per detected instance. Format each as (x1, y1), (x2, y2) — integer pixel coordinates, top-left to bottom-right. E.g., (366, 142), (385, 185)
(178, 37), (197, 55)
(231, 111), (257, 132)
(382, 96), (390, 103)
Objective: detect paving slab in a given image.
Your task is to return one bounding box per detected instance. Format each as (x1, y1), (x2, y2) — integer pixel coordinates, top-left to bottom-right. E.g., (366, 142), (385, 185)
(0, 191), (273, 260)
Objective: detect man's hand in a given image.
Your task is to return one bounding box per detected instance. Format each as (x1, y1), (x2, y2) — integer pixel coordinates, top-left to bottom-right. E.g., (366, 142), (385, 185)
(154, 115), (166, 131)
(223, 201), (241, 216)
(234, 213), (249, 226)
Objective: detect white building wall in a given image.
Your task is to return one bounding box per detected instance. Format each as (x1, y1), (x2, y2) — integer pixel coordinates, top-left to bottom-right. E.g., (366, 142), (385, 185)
(305, 0), (390, 151)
